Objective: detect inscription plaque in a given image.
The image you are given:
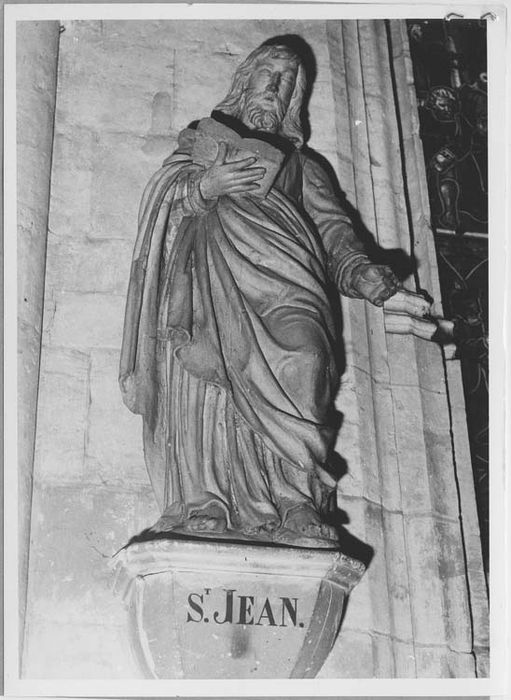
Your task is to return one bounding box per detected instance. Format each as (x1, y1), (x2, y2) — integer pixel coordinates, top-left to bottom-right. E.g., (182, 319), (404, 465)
(112, 539), (365, 678)
(185, 588), (304, 628)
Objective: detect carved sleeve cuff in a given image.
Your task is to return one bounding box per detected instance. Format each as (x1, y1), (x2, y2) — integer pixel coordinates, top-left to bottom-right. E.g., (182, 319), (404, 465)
(186, 171), (218, 216)
(333, 251), (372, 298)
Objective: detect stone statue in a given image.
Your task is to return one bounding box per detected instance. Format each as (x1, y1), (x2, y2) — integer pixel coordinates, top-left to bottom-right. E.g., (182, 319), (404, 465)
(119, 38), (422, 548)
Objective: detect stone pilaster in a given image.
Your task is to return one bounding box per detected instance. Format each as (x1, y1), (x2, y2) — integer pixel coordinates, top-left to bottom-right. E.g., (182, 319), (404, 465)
(17, 20), (61, 654)
(325, 19), (488, 677)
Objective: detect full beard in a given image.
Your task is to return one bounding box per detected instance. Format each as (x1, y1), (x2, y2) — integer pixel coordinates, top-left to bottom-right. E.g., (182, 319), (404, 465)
(243, 91), (286, 133)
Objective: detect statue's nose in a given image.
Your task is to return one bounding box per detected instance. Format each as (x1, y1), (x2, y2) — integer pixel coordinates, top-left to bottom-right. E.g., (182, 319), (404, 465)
(268, 72), (281, 92)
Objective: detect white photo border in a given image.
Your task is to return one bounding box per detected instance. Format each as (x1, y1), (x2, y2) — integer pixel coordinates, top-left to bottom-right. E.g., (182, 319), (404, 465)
(4, 2), (509, 697)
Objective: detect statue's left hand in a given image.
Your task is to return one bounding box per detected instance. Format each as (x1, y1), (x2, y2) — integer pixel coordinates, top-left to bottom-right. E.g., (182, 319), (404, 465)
(351, 262), (401, 306)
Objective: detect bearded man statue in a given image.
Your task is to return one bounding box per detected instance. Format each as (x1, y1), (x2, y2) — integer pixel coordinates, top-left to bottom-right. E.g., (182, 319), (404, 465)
(119, 38), (406, 548)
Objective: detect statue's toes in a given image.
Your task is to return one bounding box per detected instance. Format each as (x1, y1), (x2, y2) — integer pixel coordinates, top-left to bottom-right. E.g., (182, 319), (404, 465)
(186, 516), (206, 532)
(320, 523), (337, 539)
(190, 515), (227, 532)
(211, 516), (227, 533)
(300, 522), (316, 536)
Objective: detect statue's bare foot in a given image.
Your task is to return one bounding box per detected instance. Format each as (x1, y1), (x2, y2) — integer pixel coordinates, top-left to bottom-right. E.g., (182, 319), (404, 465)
(280, 503), (337, 542)
(184, 503), (228, 533)
(245, 518), (280, 541)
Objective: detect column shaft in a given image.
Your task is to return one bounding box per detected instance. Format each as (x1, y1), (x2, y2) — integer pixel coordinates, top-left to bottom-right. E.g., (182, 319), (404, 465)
(17, 19), (60, 656)
(326, 19), (487, 677)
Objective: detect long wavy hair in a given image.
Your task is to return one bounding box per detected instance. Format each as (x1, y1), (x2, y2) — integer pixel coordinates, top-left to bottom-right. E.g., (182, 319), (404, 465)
(214, 43), (307, 149)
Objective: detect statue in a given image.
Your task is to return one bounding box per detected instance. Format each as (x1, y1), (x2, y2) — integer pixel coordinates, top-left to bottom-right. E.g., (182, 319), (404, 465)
(119, 38), (421, 548)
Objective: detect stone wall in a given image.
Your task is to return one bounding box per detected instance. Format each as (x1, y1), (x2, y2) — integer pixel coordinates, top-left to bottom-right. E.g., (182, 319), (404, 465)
(20, 19), (487, 679)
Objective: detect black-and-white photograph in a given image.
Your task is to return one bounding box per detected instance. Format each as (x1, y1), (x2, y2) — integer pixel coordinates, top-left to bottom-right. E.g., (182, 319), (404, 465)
(5, 2), (508, 694)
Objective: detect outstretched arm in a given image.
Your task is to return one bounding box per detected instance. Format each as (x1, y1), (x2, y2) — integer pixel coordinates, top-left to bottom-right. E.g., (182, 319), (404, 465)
(301, 154), (404, 306)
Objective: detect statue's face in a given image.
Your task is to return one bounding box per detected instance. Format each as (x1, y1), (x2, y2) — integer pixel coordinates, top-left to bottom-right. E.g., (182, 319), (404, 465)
(426, 88), (457, 122)
(247, 56), (297, 111)
(242, 55), (298, 133)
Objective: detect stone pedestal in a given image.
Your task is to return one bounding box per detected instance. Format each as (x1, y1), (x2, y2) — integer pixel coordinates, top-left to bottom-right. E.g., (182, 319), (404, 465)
(112, 539), (365, 679)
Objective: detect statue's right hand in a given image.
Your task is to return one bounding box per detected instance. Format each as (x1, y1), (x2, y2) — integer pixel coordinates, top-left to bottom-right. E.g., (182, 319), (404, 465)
(199, 142), (266, 199)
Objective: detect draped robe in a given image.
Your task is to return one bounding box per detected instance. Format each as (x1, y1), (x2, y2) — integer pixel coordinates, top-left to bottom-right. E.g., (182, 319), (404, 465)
(120, 114), (370, 541)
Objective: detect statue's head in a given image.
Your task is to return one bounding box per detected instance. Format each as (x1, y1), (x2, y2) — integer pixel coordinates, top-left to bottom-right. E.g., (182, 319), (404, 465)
(215, 39), (308, 148)
(425, 86), (459, 122)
